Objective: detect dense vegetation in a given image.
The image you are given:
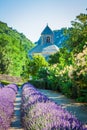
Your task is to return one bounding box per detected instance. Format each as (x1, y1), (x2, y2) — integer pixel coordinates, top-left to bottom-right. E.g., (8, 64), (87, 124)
(0, 21), (34, 76)
(27, 13), (87, 102)
(22, 54), (48, 80)
(0, 13), (87, 102)
(0, 13), (87, 129)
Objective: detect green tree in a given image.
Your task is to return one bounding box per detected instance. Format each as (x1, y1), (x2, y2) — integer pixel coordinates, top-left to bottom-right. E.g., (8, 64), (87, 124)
(27, 54), (48, 79)
(0, 34), (10, 73)
(64, 13), (87, 53)
(48, 48), (74, 67)
(0, 21), (34, 76)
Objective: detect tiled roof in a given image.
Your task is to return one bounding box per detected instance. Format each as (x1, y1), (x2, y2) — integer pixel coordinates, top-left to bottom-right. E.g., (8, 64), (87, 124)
(28, 25), (59, 59)
(41, 25), (53, 35)
(28, 43), (59, 58)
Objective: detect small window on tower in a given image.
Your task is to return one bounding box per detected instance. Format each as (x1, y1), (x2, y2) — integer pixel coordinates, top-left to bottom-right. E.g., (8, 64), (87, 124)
(46, 36), (50, 43)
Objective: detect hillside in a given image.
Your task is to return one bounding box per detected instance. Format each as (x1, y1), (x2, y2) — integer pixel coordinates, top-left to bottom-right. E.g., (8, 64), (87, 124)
(0, 21), (34, 76)
(0, 21), (34, 51)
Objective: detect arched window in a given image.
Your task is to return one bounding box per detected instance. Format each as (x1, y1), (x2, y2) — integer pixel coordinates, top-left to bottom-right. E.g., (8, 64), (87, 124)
(46, 36), (50, 43)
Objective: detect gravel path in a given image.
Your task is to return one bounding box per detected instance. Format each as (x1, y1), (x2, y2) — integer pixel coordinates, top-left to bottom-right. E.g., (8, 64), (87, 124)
(9, 88), (24, 130)
(38, 89), (87, 126)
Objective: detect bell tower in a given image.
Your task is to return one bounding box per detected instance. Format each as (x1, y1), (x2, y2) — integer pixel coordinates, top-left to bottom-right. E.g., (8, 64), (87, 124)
(41, 25), (54, 44)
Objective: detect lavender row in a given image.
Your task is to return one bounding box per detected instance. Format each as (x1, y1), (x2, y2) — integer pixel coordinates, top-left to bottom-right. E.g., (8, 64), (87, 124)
(21, 83), (86, 130)
(0, 84), (18, 130)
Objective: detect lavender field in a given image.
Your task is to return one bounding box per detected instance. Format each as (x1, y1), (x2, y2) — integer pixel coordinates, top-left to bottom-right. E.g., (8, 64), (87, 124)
(21, 83), (87, 130)
(0, 84), (18, 129)
(0, 82), (87, 130)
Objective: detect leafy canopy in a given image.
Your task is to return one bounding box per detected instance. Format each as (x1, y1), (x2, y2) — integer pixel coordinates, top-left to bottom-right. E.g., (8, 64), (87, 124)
(0, 21), (34, 76)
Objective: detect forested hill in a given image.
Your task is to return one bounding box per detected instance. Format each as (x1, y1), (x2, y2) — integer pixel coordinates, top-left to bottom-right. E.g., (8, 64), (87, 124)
(0, 21), (34, 51)
(0, 21), (34, 76)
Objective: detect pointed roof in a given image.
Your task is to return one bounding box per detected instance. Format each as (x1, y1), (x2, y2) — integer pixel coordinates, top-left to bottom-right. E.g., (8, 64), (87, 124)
(41, 25), (53, 35)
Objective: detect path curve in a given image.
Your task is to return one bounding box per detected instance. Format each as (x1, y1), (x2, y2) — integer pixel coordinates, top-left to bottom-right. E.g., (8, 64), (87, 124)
(38, 89), (87, 126)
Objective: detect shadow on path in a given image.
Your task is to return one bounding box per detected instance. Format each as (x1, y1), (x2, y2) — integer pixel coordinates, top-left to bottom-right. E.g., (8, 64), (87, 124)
(9, 88), (24, 130)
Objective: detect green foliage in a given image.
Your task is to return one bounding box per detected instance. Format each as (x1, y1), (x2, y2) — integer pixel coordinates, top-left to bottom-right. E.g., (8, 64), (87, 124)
(0, 34), (10, 73)
(0, 80), (10, 85)
(37, 67), (50, 89)
(48, 48), (74, 67)
(37, 67), (49, 80)
(0, 21), (34, 76)
(36, 13), (87, 102)
(0, 13), (87, 103)
(64, 13), (87, 53)
(29, 79), (46, 89)
(24, 54), (48, 80)
(47, 44), (87, 100)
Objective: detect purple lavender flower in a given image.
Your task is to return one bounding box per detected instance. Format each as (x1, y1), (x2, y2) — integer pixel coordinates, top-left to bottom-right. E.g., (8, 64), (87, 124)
(0, 84), (18, 129)
(21, 83), (87, 130)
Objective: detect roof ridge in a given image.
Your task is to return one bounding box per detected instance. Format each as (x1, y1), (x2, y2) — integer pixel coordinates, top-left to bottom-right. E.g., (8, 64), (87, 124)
(41, 25), (53, 35)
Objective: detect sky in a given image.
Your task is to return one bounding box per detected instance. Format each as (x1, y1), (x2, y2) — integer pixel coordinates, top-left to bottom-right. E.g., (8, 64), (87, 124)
(0, 0), (87, 42)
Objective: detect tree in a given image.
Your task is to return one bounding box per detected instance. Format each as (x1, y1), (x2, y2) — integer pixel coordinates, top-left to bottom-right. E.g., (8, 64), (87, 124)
(27, 54), (48, 79)
(0, 21), (34, 76)
(48, 48), (74, 67)
(0, 35), (10, 73)
(64, 13), (87, 53)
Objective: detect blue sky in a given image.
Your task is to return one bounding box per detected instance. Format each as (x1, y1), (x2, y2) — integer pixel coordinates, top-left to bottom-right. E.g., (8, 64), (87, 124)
(0, 0), (87, 42)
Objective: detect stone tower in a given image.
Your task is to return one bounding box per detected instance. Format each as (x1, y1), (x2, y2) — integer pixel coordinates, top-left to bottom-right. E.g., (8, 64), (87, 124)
(41, 24), (54, 44)
(28, 25), (59, 60)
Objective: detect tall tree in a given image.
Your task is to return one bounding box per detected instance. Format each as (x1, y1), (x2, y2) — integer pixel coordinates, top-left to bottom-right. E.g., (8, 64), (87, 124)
(0, 34), (10, 73)
(64, 13), (87, 53)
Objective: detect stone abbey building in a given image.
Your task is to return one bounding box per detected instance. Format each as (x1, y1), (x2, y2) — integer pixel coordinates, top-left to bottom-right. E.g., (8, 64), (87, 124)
(28, 25), (59, 60)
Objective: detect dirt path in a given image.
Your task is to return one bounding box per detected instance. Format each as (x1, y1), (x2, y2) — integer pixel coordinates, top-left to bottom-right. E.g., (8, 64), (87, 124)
(38, 89), (87, 126)
(9, 88), (24, 130)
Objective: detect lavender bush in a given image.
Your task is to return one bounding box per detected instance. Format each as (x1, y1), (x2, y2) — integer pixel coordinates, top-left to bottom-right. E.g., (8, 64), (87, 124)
(6, 83), (18, 94)
(21, 83), (87, 130)
(0, 82), (4, 88)
(0, 84), (17, 129)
